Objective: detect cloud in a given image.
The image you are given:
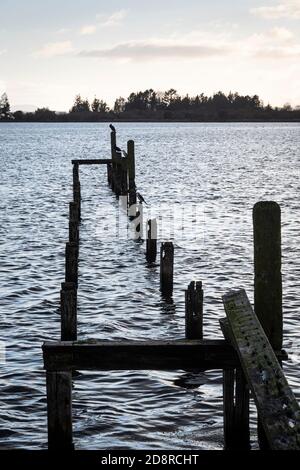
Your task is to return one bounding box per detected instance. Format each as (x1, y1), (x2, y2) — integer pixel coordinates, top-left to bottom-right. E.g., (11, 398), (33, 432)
(0, 49), (7, 56)
(56, 28), (72, 35)
(78, 9), (127, 36)
(78, 40), (232, 61)
(97, 9), (127, 27)
(80, 25), (97, 35)
(33, 41), (74, 58)
(251, 0), (300, 19)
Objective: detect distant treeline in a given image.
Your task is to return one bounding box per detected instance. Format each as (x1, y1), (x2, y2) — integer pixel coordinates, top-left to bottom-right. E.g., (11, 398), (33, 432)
(1, 90), (300, 122)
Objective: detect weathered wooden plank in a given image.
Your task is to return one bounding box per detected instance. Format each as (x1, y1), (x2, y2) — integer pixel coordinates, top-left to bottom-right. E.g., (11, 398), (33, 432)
(223, 289), (300, 450)
(185, 281), (203, 340)
(46, 371), (73, 450)
(71, 159), (112, 165)
(43, 340), (238, 372)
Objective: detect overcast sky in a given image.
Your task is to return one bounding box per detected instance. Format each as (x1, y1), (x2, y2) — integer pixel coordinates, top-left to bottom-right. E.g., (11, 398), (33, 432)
(1, 0), (300, 110)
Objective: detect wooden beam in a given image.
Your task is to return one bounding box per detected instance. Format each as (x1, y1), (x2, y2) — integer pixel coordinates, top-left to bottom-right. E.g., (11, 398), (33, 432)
(43, 339), (238, 372)
(71, 159), (112, 165)
(223, 289), (300, 450)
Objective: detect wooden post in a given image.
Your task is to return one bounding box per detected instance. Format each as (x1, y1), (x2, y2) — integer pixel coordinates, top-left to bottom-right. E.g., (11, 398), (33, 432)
(69, 220), (79, 244)
(146, 219), (157, 263)
(135, 203), (143, 240)
(111, 131), (117, 193)
(160, 242), (174, 297)
(253, 201), (282, 450)
(127, 140), (136, 211)
(65, 242), (78, 287)
(107, 163), (112, 187)
(69, 202), (80, 223)
(73, 182), (81, 220)
(114, 150), (123, 197)
(220, 323), (250, 449)
(46, 371), (73, 450)
(121, 157), (129, 196)
(60, 282), (77, 341)
(223, 369), (236, 450)
(185, 281), (203, 339)
(234, 369), (250, 449)
(253, 201), (282, 350)
(73, 163), (79, 187)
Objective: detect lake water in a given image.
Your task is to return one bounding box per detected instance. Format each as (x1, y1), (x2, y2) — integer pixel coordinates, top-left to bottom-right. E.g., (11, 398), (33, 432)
(0, 122), (300, 449)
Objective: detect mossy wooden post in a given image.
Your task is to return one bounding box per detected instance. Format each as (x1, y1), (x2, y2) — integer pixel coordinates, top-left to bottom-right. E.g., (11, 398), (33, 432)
(60, 282), (77, 341)
(160, 242), (174, 297)
(146, 219), (157, 263)
(253, 201), (282, 450)
(65, 242), (78, 287)
(185, 281), (203, 339)
(127, 140), (136, 213)
(46, 371), (73, 450)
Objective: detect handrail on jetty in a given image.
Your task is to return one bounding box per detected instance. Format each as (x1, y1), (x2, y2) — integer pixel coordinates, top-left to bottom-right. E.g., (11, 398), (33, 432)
(42, 126), (299, 451)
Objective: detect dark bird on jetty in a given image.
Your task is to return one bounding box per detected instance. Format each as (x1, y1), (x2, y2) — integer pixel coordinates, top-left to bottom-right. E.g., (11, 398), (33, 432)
(109, 124), (116, 132)
(115, 145), (122, 152)
(137, 192), (148, 205)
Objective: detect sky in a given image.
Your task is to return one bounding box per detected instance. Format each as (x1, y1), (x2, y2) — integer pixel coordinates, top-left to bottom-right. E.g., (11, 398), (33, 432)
(1, 0), (300, 111)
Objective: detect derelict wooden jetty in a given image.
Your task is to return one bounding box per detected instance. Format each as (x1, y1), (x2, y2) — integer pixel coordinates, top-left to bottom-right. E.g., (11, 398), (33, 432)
(42, 127), (300, 451)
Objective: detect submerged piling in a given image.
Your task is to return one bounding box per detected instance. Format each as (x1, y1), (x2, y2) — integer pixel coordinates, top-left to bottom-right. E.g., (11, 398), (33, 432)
(160, 242), (174, 297)
(185, 281), (203, 339)
(146, 219), (157, 263)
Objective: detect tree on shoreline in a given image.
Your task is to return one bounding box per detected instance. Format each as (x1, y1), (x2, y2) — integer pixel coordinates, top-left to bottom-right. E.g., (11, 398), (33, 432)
(91, 97), (109, 113)
(0, 93), (12, 120)
(4, 89), (300, 122)
(70, 95), (90, 113)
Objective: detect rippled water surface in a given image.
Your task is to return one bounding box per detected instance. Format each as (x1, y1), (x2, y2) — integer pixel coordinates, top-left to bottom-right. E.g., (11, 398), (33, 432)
(0, 122), (300, 449)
